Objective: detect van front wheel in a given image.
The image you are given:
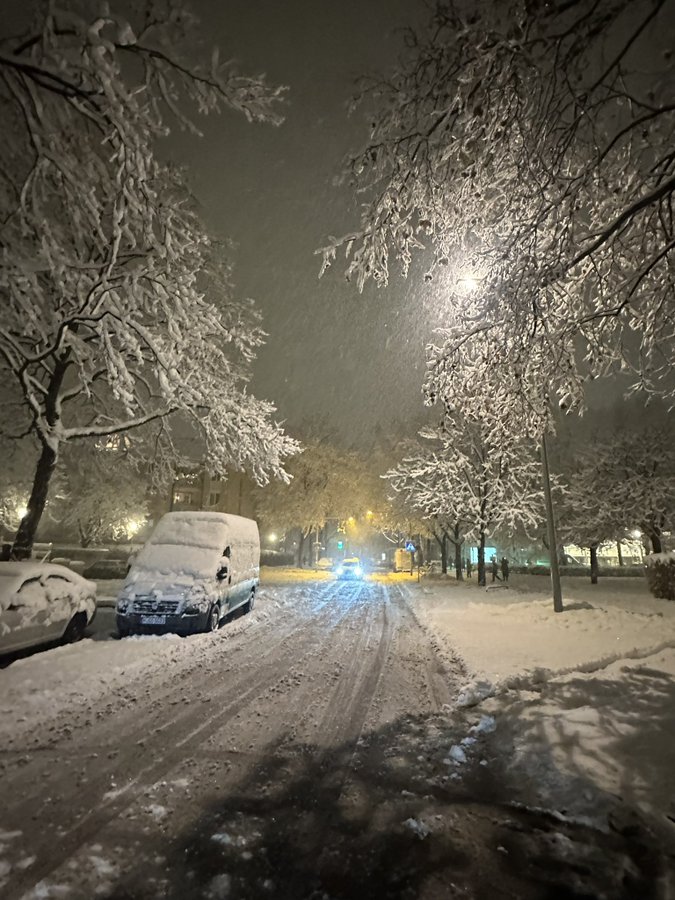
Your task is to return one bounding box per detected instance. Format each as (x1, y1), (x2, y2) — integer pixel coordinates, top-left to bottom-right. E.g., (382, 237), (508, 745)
(206, 603), (221, 633)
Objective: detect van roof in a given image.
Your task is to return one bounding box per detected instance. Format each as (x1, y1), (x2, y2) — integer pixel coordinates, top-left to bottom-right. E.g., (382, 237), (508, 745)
(128, 512), (259, 582)
(150, 511), (259, 548)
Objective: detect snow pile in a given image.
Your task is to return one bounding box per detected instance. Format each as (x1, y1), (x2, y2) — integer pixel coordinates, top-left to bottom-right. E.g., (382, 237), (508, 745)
(456, 679), (495, 708)
(406, 575), (675, 828)
(411, 582), (674, 685)
(403, 817), (431, 839)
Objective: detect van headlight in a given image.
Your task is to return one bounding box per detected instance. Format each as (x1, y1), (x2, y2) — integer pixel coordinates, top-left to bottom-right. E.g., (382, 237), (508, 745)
(117, 598), (130, 614)
(182, 586), (207, 615)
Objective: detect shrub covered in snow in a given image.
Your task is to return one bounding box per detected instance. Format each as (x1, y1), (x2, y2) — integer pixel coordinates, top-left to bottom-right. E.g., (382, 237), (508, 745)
(644, 553), (675, 601)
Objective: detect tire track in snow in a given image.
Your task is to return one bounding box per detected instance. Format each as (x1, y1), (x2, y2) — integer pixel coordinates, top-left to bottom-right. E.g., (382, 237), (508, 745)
(0, 580), (366, 898)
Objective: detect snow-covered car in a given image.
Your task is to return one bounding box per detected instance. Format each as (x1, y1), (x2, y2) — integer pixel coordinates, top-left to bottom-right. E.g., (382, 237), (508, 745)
(0, 562), (97, 655)
(335, 558), (364, 581)
(316, 557), (334, 570)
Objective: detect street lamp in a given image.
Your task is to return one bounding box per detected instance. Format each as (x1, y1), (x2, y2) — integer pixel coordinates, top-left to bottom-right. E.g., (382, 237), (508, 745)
(541, 432), (563, 613)
(459, 275), (479, 292)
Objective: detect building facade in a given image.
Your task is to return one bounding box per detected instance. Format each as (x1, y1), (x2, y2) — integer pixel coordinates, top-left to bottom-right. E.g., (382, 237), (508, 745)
(168, 470), (256, 519)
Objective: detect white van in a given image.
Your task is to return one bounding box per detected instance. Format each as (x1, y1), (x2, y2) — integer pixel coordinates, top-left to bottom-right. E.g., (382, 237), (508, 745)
(115, 511), (260, 637)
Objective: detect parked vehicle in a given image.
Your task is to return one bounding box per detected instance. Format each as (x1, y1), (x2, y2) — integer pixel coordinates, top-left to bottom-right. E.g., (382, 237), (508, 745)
(394, 548), (414, 573)
(0, 562), (96, 655)
(335, 558), (364, 581)
(116, 511), (260, 637)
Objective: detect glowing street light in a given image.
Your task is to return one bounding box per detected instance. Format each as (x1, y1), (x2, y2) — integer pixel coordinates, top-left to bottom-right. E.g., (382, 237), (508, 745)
(458, 273), (479, 293)
(268, 532), (278, 543)
(126, 519), (142, 537)
(16, 505), (28, 520)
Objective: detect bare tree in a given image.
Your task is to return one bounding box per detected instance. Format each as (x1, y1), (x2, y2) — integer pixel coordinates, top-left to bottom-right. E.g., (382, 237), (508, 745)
(0, 3), (297, 555)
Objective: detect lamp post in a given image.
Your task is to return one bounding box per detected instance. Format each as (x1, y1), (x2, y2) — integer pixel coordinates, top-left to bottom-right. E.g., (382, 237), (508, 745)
(541, 431), (563, 613)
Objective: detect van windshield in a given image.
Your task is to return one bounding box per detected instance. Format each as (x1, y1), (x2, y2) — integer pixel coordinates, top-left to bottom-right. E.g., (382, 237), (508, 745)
(129, 543), (222, 581)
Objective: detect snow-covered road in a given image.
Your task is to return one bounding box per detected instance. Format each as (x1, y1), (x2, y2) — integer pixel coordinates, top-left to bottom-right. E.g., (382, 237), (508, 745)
(0, 576), (670, 899)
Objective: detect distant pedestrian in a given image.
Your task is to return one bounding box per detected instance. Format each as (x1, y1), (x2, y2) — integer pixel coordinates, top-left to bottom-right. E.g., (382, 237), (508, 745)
(466, 557), (472, 579)
(501, 556), (510, 583)
(491, 557), (500, 582)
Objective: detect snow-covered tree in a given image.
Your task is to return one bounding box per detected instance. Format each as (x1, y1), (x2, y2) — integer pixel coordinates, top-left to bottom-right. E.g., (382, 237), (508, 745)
(557, 461), (618, 584)
(384, 445), (463, 577)
(574, 425), (675, 555)
(321, 0), (675, 429)
(387, 421), (544, 585)
(255, 438), (398, 566)
(0, 3), (297, 556)
(55, 442), (149, 547)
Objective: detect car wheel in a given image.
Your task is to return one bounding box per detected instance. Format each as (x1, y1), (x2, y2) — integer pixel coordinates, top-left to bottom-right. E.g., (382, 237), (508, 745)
(118, 626), (130, 639)
(244, 588), (255, 614)
(206, 603), (221, 633)
(62, 612), (87, 644)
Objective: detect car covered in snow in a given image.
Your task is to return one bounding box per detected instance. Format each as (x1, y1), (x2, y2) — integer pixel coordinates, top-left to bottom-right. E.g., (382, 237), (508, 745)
(116, 511), (260, 637)
(0, 562), (97, 656)
(335, 558), (364, 581)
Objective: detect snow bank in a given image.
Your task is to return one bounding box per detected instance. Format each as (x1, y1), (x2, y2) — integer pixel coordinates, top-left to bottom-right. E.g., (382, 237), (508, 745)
(412, 577), (674, 686)
(0, 586), (293, 747)
(407, 575), (675, 829)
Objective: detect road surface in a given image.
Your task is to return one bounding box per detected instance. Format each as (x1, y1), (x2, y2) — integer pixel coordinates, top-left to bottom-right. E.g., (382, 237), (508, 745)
(0, 577), (668, 898)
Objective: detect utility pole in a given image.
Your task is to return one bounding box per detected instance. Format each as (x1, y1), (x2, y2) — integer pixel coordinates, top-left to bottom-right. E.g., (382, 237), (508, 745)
(541, 431), (563, 612)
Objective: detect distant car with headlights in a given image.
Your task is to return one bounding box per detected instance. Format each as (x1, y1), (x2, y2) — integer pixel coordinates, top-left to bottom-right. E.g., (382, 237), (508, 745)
(335, 558), (364, 581)
(0, 562), (96, 655)
(116, 511), (260, 637)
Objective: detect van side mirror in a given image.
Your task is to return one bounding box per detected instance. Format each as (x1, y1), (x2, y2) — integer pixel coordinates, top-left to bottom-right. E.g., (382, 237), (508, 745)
(216, 565), (228, 581)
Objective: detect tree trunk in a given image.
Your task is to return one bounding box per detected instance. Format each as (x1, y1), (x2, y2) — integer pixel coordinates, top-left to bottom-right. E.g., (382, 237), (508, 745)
(541, 432), (563, 612)
(12, 439), (58, 559)
(434, 532), (448, 575)
(12, 350), (70, 559)
(589, 544), (599, 584)
(296, 530), (306, 567)
(477, 531), (486, 586)
(78, 522), (94, 549)
(647, 527), (663, 554)
(616, 541), (623, 566)
(453, 524), (463, 581)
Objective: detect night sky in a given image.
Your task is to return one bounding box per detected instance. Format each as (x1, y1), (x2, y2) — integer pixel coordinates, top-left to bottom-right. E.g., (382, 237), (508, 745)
(165, 0), (437, 446)
(3, 0), (649, 447)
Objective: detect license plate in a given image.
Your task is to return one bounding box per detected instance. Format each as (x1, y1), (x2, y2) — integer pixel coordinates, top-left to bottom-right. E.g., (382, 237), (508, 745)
(140, 615), (166, 625)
